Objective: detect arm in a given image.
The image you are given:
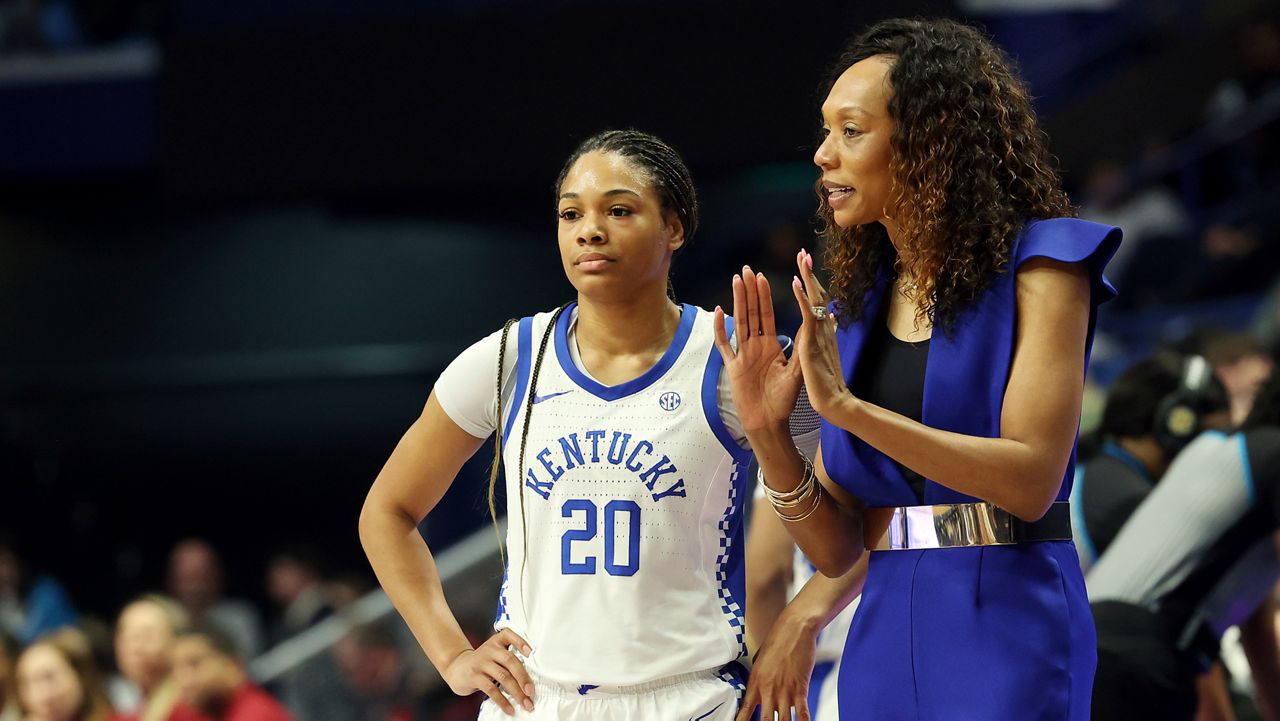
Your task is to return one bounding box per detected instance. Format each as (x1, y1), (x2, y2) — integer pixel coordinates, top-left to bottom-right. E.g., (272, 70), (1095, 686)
(358, 393), (533, 715)
(745, 489), (796, 655)
(1241, 591), (1280, 721)
(736, 555), (867, 721)
(1195, 663), (1238, 721)
(794, 251), (1091, 522)
(714, 266), (864, 577)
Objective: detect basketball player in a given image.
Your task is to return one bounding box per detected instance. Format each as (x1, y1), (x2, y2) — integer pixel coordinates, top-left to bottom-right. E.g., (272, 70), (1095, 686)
(359, 130), (814, 720)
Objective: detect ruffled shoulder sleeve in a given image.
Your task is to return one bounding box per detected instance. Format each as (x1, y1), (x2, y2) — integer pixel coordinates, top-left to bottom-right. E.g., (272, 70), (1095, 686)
(1013, 217), (1122, 305)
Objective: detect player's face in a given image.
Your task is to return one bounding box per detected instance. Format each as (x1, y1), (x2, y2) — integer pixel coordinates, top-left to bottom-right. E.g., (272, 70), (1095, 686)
(557, 151), (683, 300)
(814, 55), (896, 229)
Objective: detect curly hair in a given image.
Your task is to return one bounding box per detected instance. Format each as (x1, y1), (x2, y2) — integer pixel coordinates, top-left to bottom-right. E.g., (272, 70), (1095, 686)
(818, 18), (1075, 332)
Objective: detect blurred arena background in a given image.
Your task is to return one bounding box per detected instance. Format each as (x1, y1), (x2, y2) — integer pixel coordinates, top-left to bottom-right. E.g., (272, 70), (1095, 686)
(2, 0), (1278, 718)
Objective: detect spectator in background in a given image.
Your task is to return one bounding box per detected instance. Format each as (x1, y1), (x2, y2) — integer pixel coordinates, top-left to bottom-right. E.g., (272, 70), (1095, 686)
(287, 622), (415, 721)
(264, 550), (330, 650)
(1, 631), (19, 721)
(1072, 353), (1232, 571)
(114, 596), (203, 721)
(170, 624), (291, 721)
(166, 541), (262, 660)
(1078, 158), (1192, 305)
(0, 539), (77, 647)
(1189, 222), (1280, 302)
(15, 628), (117, 721)
(1208, 14), (1280, 120)
(1089, 370), (1280, 721)
(1202, 331), (1277, 426)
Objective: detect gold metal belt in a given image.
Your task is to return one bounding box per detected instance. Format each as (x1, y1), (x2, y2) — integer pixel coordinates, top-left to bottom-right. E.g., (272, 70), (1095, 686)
(870, 501), (1072, 551)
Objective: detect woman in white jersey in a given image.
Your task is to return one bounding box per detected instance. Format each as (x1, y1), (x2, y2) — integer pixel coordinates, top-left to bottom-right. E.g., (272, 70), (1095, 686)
(359, 130), (803, 720)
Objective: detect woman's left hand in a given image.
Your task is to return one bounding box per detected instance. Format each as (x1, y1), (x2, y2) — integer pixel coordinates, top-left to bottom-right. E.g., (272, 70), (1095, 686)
(735, 610), (820, 721)
(713, 266), (803, 435)
(791, 249), (852, 418)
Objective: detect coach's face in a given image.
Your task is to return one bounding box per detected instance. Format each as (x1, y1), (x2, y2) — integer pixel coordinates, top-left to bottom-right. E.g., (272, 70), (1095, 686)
(814, 55), (896, 230)
(556, 151), (684, 300)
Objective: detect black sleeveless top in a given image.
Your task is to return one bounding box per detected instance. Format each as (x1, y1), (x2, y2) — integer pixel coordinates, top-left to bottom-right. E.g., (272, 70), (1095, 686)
(849, 308), (931, 504)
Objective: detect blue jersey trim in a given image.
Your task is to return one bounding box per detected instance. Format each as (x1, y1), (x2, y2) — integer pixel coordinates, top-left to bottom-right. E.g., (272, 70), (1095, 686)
(701, 316), (752, 464)
(501, 316), (533, 452)
(1237, 432), (1256, 507)
(713, 458), (750, 659)
(553, 302), (697, 401)
(493, 564), (510, 626)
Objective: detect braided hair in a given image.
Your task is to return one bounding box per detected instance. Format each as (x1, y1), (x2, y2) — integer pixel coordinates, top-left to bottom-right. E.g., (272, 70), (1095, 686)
(555, 129), (699, 250)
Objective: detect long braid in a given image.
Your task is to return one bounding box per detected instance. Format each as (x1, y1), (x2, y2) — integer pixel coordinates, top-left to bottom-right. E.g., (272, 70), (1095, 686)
(488, 318), (517, 568)
(515, 303), (570, 614)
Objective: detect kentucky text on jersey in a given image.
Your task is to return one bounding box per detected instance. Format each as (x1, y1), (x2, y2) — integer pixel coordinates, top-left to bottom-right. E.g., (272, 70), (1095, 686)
(524, 429), (688, 503)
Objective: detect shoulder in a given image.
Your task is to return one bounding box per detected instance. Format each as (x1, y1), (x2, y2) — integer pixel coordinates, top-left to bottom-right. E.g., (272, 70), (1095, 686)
(1013, 217), (1122, 267)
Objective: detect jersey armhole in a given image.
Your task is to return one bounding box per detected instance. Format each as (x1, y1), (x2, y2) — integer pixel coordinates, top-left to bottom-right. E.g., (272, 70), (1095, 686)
(500, 317), (533, 452)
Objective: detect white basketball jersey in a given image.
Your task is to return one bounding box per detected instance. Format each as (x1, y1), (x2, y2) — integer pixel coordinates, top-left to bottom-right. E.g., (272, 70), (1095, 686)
(493, 303), (751, 688)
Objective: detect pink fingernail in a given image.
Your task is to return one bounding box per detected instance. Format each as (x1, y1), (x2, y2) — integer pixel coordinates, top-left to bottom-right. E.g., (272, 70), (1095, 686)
(793, 276), (801, 287)
(805, 254), (813, 269)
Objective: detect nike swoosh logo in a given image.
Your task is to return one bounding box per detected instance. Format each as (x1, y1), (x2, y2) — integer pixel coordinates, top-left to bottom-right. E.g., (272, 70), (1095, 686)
(532, 390), (574, 404)
(690, 702), (724, 721)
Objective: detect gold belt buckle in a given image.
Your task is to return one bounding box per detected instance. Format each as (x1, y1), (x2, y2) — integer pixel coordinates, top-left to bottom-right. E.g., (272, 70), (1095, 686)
(873, 502), (1018, 551)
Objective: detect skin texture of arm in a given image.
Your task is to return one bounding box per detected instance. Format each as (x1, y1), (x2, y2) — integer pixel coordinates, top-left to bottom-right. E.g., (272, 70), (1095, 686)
(745, 492), (796, 656)
(358, 393), (534, 715)
(735, 556), (867, 721)
(1194, 663), (1237, 721)
(1241, 591), (1280, 721)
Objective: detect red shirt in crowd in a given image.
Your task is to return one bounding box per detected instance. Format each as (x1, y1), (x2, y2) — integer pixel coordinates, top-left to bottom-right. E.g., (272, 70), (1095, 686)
(213, 683), (295, 721)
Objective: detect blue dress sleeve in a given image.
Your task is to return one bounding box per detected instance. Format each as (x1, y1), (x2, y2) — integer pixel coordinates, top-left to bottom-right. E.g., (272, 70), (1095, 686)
(1013, 217), (1122, 305)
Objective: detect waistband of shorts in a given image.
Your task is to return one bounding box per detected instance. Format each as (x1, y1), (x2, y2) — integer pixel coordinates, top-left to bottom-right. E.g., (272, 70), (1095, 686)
(524, 665), (726, 698)
(865, 501), (1072, 551)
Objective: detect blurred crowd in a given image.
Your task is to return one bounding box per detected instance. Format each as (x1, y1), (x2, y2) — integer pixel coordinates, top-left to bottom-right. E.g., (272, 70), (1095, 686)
(1, 3), (1279, 721)
(0, 539), (464, 721)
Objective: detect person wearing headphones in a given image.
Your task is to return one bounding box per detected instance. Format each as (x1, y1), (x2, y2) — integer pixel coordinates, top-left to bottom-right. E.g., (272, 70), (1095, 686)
(1088, 369), (1280, 721)
(1071, 352), (1233, 570)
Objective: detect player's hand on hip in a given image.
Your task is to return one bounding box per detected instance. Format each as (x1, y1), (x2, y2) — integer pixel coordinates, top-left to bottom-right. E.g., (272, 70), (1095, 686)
(791, 249), (851, 419)
(713, 265), (803, 435)
(442, 628), (535, 715)
(735, 612), (819, 721)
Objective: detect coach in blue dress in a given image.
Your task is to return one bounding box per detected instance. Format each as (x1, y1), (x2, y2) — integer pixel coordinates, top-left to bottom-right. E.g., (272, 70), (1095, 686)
(721, 19), (1119, 721)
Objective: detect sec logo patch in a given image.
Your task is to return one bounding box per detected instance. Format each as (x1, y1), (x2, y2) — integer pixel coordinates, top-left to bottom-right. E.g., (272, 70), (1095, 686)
(658, 391), (682, 412)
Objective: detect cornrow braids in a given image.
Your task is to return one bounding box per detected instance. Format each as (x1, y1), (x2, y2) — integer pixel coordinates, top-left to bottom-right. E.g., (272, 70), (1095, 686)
(513, 303), (570, 611)
(555, 129), (699, 246)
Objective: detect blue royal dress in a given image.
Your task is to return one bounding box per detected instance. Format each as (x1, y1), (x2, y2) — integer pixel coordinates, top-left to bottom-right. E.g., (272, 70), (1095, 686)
(819, 218), (1121, 721)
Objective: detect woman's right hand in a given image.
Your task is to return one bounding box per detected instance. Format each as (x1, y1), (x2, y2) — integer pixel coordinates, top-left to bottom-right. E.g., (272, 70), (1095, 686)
(790, 249), (853, 419)
(441, 629), (536, 715)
